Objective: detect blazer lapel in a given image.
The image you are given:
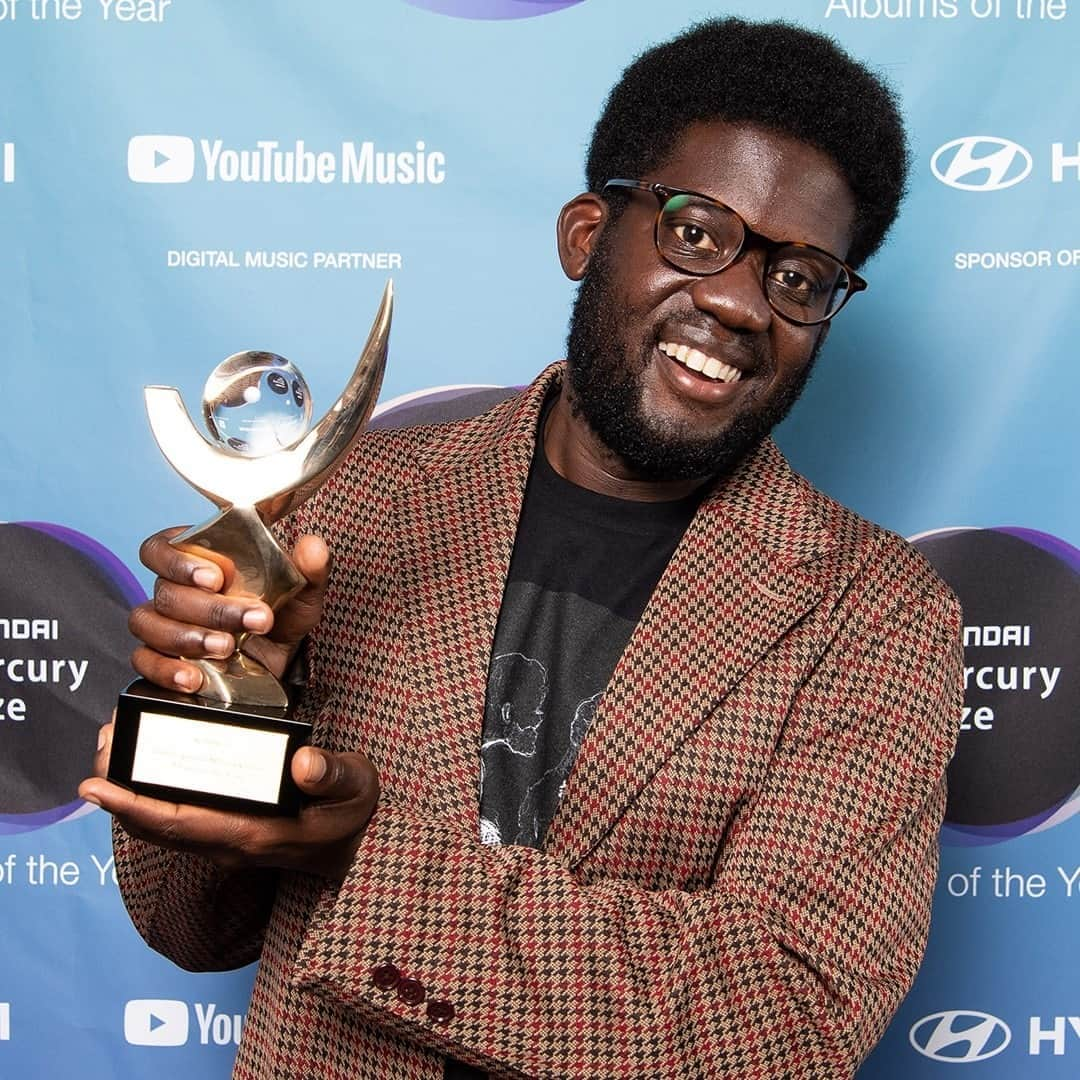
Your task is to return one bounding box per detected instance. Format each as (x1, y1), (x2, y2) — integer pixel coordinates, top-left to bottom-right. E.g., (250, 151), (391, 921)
(383, 367), (560, 830)
(544, 439), (838, 868)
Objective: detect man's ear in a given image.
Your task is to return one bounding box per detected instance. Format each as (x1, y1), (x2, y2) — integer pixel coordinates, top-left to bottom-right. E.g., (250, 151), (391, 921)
(556, 193), (608, 281)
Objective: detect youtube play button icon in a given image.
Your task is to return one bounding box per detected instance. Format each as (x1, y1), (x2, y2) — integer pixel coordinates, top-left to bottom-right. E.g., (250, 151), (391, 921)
(123, 999), (190, 1046)
(127, 135), (196, 183)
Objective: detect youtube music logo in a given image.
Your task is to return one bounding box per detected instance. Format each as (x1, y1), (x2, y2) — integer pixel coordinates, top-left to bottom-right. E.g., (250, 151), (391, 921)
(127, 135), (195, 183)
(123, 999), (189, 1046)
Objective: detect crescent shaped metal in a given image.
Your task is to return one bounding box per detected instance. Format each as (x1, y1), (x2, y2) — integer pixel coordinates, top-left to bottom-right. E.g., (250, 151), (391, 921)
(145, 279), (392, 524)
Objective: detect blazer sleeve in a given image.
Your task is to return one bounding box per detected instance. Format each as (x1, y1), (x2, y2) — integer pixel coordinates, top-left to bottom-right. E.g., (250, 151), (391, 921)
(288, 584), (963, 1078)
(112, 823), (278, 972)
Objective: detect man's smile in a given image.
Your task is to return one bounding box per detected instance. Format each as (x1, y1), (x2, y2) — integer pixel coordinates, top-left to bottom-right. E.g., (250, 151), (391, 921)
(658, 340), (743, 384)
(651, 317), (767, 410)
(651, 340), (750, 408)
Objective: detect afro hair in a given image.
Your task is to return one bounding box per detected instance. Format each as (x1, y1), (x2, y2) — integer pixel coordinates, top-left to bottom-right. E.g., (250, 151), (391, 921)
(586, 18), (909, 268)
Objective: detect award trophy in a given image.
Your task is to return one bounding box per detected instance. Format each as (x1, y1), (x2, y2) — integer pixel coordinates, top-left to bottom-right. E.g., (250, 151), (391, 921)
(108, 282), (392, 815)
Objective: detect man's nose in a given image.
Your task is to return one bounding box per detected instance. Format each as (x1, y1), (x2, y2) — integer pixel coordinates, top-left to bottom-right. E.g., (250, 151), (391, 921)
(687, 254), (773, 333)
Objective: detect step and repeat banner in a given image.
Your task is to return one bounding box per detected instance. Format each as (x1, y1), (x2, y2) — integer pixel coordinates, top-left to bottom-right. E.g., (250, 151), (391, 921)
(1, 1), (1077, 1076)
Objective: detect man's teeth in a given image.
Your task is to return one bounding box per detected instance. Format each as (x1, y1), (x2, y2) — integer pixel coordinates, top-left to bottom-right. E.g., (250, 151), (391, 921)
(658, 342), (742, 384)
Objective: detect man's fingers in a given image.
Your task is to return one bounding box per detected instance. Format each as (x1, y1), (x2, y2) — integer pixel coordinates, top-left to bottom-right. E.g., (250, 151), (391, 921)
(293, 748), (379, 805)
(152, 579), (273, 635)
(92, 719), (114, 779)
(129, 604), (237, 660)
(78, 779), (263, 855)
(131, 645), (205, 693)
(130, 590), (268, 691)
(77, 778), (177, 831)
(140, 527), (228, 591)
(292, 534), (331, 591)
(269, 535), (331, 647)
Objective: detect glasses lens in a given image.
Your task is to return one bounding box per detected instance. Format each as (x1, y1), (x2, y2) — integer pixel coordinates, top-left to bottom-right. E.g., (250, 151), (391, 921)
(765, 246), (849, 325)
(657, 194), (743, 273)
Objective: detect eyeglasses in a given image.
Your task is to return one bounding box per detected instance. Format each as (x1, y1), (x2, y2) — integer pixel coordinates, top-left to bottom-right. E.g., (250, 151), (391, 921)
(602, 179), (866, 326)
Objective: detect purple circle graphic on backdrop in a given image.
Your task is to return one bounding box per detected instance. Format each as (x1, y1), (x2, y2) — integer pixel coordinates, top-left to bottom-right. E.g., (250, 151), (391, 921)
(402, 0), (585, 20)
(912, 526), (1080, 847)
(371, 383), (519, 428)
(0, 523), (143, 834)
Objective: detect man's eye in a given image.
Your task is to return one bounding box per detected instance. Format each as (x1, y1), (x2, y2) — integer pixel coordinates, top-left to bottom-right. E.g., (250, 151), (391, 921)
(672, 223), (719, 251)
(769, 266), (822, 302)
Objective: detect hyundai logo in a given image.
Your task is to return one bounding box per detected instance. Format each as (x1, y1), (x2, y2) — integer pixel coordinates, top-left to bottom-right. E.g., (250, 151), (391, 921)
(910, 1010), (1011, 1063)
(931, 136), (1033, 192)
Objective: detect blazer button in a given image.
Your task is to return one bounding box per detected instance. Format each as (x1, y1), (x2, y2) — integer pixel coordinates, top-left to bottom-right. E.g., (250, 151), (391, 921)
(397, 978), (426, 1006)
(371, 963), (401, 991)
(427, 1000), (455, 1024)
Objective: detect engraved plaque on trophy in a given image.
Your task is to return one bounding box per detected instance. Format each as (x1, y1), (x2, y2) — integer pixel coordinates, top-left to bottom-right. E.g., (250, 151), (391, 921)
(108, 282), (392, 815)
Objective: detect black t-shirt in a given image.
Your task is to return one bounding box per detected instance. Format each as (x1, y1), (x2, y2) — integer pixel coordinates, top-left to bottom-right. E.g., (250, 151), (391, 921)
(445, 424), (700, 1079)
(478, 435), (701, 848)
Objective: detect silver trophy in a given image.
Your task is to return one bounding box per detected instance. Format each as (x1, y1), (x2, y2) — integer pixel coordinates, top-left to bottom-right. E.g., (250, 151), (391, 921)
(108, 282), (392, 814)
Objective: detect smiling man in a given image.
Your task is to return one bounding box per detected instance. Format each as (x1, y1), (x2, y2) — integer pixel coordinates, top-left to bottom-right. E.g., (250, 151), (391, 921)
(83, 18), (963, 1080)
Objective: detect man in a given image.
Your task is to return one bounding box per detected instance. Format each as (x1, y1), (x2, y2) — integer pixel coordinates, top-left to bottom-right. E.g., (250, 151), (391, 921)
(81, 18), (962, 1079)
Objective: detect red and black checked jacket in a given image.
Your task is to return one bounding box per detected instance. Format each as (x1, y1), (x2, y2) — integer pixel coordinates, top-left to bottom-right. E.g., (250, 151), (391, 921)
(113, 363), (963, 1079)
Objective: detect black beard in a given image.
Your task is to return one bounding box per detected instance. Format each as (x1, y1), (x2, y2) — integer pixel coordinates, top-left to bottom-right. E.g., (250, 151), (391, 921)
(564, 241), (821, 482)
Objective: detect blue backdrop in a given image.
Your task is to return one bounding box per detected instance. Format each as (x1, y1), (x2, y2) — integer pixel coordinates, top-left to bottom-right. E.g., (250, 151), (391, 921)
(1, 0), (1078, 1075)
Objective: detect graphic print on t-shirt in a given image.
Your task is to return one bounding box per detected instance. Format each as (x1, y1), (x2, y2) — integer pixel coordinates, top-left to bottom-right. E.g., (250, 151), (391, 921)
(480, 648), (602, 846)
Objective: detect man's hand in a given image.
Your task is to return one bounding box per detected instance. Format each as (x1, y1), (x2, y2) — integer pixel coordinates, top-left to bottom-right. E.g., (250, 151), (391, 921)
(80, 724), (379, 880)
(92, 525), (378, 880)
(128, 527), (331, 691)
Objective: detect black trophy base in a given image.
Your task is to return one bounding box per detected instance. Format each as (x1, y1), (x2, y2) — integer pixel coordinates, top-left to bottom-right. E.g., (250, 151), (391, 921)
(109, 679), (313, 816)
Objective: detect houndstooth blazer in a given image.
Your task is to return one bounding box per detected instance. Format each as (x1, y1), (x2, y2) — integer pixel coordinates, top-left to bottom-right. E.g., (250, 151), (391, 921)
(113, 362), (963, 1079)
